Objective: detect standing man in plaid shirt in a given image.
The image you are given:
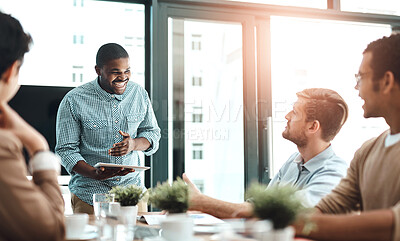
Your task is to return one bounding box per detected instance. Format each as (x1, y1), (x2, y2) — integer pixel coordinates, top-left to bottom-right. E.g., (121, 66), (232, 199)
(56, 43), (160, 214)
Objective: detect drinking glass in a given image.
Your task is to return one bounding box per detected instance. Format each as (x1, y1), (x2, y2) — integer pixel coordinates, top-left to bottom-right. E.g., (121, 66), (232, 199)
(93, 193), (115, 220)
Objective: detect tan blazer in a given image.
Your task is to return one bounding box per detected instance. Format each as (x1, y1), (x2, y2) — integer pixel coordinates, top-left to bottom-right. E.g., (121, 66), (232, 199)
(0, 130), (65, 241)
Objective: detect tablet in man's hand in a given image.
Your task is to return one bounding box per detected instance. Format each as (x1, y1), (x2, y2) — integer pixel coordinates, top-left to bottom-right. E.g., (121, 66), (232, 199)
(94, 163), (150, 171)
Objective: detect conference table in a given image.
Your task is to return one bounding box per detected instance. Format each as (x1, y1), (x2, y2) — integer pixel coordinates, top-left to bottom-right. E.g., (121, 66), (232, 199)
(67, 212), (313, 241)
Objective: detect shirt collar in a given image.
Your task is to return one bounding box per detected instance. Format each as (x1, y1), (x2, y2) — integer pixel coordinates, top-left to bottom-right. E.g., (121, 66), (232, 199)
(93, 77), (132, 101)
(385, 131), (400, 147)
(296, 145), (335, 173)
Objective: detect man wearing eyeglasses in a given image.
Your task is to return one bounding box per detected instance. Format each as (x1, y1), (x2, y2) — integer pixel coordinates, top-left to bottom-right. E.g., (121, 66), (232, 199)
(55, 43), (161, 214)
(294, 34), (400, 241)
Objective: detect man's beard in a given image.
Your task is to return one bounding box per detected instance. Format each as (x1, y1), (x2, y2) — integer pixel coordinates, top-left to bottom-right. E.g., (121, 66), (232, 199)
(282, 129), (308, 148)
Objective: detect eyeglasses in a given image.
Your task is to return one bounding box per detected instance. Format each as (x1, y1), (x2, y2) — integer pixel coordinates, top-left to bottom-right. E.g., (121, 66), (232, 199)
(354, 71), (371, 88)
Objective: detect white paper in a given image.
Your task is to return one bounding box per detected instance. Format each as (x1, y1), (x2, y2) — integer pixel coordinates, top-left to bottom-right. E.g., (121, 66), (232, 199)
(189, 213), (225, 225)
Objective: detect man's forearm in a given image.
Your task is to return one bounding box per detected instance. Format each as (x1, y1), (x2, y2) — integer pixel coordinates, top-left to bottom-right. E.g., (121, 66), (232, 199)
(132, 137), (151, 151)
(295, 209), (393, 241)
(191, 194), (253, 219)
(72, 160), (96, 179)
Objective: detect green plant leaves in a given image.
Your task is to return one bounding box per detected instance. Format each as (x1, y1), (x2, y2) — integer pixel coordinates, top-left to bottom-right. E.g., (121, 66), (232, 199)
(109, 184), (144, 207)
(246, 183), (304, 230)
(148, 177), (189, 213)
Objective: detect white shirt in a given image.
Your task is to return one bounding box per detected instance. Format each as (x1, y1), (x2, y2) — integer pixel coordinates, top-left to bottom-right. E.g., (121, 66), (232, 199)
(385, 132), (400, 147)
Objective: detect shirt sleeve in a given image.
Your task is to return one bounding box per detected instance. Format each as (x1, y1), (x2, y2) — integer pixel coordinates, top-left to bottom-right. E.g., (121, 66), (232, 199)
(294, 160), (348, 208)
(391, 203), (400, 241)
(55, 96), (85, 173)
(29, 151), (61, 174)
(136, 90), (161, 156)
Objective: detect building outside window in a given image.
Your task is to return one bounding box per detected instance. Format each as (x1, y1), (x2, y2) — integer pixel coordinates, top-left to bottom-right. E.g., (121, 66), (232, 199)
(192, 143), (204, 160)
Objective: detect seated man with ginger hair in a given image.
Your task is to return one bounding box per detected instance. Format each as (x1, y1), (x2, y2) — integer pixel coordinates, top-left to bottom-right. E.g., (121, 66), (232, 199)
(184, 88), (349, 218)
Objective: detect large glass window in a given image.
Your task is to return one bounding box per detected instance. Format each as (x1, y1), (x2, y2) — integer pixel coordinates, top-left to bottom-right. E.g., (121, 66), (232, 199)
(169, 19), (245, 203)
(1, 0), (146, 182)
(0, 0), (145, 87)
(341, 0), (400, 16)
(270, 16), (391, 176)
(227, 0), (326, 9)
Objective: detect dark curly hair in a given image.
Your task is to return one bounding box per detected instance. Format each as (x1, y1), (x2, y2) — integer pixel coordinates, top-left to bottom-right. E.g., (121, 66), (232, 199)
(0, 11), (32, 77)
(364, 34), (400, 90)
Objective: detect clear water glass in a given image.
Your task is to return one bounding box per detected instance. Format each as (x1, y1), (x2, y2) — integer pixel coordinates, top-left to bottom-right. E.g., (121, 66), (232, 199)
(93, 193), (115, 220)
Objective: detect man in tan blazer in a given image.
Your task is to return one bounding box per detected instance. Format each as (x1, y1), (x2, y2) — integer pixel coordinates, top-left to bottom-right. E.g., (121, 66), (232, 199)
(0, 11), (65, 241)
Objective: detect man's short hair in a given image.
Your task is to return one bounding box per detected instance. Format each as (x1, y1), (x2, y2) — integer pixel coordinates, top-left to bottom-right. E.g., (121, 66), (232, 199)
(364, 34), (400, 88)
(96, 43), (129, 68)
(296, 88), (348, 142)
(0, 11), (32, 77)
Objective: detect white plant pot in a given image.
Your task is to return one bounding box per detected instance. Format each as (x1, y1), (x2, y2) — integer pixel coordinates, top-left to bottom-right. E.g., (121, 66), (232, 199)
(257, 226), (295, 241)
(161, 213), (194, 241)
(119, 205), (138, 227)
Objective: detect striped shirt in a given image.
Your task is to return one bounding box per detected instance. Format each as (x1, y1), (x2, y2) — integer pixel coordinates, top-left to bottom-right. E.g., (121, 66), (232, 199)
(55, 79), (161, 205)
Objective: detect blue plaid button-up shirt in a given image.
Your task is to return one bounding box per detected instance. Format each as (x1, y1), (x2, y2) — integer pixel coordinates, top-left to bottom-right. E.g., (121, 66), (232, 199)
(55, 79), (161, 205)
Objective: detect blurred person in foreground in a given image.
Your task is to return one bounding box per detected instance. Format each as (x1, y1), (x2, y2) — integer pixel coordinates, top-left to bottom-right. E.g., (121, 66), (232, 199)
(0, 11), (65, 241)
(183, 87), (349, 218)
(293, 34), (400, 241)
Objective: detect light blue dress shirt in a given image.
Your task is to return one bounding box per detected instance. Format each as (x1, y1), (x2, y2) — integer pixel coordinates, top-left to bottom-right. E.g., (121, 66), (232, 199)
(268, 145), (348, 207)
(55, 79), (161, 205)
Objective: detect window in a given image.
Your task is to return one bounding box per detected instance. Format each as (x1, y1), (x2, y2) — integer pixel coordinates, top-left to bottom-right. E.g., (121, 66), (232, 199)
(0, 0), (145, 87)
(226, 0), (326, 9)
(72, 66), (84, 83)
(192, 114), (203, 123)
(192, 143), (204, 160)
(73, 0), (84, 7)
(73, 35), (84, 44)
(192, 76), (202, 86)
(72, 73), (83, 83)
(191, 34), (202, 50)
(169, 19), (244, 203)
(192, 107), (203, 123)
(192, 179), (205, 192)
(341, 0), (400, 16)
(270, 16), (391, 176)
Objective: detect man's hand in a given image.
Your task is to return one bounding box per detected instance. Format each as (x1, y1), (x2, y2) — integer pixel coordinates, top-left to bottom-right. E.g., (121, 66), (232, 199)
(72, 160), (134, 180)
(94, 166), (134, 180)
(109, 131), (134, 156)
(182, 173), (202, 209)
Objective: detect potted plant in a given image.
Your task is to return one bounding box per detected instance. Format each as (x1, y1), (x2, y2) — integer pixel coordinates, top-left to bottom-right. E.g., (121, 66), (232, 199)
(148, 177), (189, 214)
(246, 183), (306, 241)
(109, 184), (146, 226)
(149, 178), (193, 241)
